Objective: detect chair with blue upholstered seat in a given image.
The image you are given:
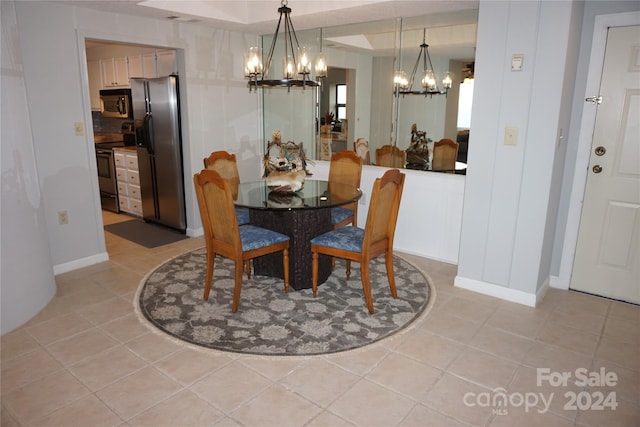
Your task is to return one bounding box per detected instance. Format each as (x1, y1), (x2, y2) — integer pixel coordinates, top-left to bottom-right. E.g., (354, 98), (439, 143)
(329, 150), (363, 229)
(194, 169), (290, 312)
(328, 150), (363, 272)
(203, 151), (250, 225)
(311, 168), (405, 313)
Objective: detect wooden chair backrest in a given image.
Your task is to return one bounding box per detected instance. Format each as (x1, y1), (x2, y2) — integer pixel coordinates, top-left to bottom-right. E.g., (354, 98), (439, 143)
(203, 151), (240, 198)
(362, 169), (405, 252)
(329, 150), (363, 216)
(353, 138), (371, 165)
(375, 145), (406, 168)
(432, 138), (459, 173)
(193, 169), (241, 259)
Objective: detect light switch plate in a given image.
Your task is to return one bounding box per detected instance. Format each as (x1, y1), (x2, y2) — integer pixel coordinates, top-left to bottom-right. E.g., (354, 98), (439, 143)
(74, 122), (84, 136)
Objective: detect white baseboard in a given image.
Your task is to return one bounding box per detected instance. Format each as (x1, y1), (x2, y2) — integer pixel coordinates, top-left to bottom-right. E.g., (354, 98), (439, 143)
(53, 252), (109, 275)
(454, 276), (549, 307)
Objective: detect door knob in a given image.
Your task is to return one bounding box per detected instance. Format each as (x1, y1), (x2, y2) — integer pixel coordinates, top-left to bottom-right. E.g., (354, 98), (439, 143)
(595, 146), (606, 156)
(585, 96), (602, 104)
(592, 165), (603, 174)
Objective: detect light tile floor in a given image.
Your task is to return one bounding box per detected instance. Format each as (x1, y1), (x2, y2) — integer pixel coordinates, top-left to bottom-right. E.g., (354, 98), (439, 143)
(2, 211), (639, 426)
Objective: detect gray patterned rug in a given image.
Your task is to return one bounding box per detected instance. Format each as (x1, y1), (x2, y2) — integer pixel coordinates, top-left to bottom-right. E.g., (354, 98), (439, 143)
(135, 247), (433, 356)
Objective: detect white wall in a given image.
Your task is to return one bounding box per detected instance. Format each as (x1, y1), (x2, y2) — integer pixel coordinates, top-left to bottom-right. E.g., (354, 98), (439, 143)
(1, 1), (58, 334)
(456, 1), (581, 306)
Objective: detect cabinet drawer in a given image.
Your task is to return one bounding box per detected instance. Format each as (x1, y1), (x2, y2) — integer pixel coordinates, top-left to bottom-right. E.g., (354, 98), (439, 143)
(127, 170), (140, 185)
(128, 184), (141, 201)
(128, 199), (143, 214)
(114, 152), (125, 168)
(115, 167), (127, 182)
(117, 182), (128, 196)
(126, 155), (138, 171)
(118, 197), (129, 211)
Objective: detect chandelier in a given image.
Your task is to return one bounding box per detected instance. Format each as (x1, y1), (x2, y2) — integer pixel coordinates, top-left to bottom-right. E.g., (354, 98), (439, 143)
(245, 0), (327, 92)
(393, 29), (452, 96)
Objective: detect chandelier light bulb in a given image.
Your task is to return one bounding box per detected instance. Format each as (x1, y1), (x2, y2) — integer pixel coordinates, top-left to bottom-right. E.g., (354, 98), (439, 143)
(315, 53), (327, 78)
(422, 70), (436, 91)
(298, 46), (311, 75)
(244, 47), (263, 77)
(442, 71), (453, 90)
(284, 55), (295, 79)
(394, 71), (409, 90)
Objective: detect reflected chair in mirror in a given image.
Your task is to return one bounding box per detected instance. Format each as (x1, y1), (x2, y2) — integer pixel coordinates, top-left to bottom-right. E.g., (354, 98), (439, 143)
(193, 169), (290, 312)
(310, 169), (405, 314)
(328, 150), (363, 271)
(354, 138), (371, 165)
(375, 145), (406, 168)
(203, 151), (250, 225)
(432, 138), (459, 173)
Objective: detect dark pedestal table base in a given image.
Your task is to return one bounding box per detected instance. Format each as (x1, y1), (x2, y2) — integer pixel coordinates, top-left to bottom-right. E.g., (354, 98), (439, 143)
(250, 208), (332, 291)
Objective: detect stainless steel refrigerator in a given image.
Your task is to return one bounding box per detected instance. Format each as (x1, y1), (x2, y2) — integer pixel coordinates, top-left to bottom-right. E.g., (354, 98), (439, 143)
(131, 76), (186, 232)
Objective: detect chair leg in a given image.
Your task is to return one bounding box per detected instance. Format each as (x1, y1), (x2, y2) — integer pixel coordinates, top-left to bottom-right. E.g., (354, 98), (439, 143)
(203, 250), (215, 300)
(282, 248), (290, 293)
(345, 260), (351, 279)
(245, 260), (251, 279)
(311, 250), (319, 297)
(385, 251), (398, 298)
(360, 262), (375, 314)
(231, 261), (244, 313)
(331, 257), (335, 271)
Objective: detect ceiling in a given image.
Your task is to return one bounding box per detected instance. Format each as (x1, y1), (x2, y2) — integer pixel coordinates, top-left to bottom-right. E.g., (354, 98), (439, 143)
(71, 0), (478, 58)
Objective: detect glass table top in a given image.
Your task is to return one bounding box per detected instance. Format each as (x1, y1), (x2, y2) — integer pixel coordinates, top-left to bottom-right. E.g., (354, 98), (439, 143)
(235, 180), (362, 210)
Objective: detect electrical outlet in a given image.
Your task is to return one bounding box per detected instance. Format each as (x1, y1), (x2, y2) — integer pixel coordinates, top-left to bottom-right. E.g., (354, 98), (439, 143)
(58, 210), (69, 225)
(74, 122), (84, 136)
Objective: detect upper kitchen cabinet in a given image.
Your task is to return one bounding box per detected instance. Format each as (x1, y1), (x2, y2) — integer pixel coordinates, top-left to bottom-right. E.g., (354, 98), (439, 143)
(156, 50), (177, 77)
(86, 42), (177, 110)
(101, 56), (129, 88)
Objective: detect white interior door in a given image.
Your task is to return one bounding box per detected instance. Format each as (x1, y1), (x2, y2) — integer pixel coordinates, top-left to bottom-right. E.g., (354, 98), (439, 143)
(571, 25), (640, 304)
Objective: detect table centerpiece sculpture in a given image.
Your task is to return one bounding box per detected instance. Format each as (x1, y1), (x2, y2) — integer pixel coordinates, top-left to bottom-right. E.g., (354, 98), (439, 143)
(263, 131), (313, 193)
(405, 123), (433, 170)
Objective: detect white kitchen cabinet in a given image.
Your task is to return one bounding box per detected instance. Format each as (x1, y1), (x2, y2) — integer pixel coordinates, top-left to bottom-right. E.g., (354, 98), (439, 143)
(101, 56), (129, 87)
(113, 148), (142, 217)
(127, 55), (143, 79)
(156, 49), (176, 76)
(88, 59), (102, 111)
(142, 53), (157, 78)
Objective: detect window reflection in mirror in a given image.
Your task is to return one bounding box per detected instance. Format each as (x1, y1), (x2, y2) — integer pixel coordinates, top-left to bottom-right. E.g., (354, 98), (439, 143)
(260, 10), (477, 173)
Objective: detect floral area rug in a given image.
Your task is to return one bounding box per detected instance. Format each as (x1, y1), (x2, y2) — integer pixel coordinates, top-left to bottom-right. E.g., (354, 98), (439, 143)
(135, 247), (433, 356)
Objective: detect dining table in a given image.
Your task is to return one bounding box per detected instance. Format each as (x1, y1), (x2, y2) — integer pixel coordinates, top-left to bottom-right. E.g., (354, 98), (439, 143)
(234, 179), (363, 291)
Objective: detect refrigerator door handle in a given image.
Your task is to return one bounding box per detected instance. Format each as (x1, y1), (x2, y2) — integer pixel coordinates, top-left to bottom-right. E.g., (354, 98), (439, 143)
(143, 113), (154, 155)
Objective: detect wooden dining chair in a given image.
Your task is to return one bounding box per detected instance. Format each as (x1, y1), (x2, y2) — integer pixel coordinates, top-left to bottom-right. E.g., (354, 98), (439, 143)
(432, 138), (459, 173)
(329, 150), (363, 230)
(375, 144), (406, 168)
(310, 169), (405, 313)
(203, 151), (250, 225)
(193, 169), (290, 312)
(328, 150), (363, 272)
(353, 138), (371, 165)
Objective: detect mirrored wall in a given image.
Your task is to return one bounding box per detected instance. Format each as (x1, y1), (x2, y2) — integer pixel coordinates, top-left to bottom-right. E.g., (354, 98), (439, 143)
(261, 10), (477, 172)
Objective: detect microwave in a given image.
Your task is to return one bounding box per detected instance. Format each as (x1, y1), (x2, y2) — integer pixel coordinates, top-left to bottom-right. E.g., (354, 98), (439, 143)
(99, 89), (132, 119)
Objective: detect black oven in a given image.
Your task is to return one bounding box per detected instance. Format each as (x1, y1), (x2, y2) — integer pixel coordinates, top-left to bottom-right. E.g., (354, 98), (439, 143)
(96, 143), (122, 212)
